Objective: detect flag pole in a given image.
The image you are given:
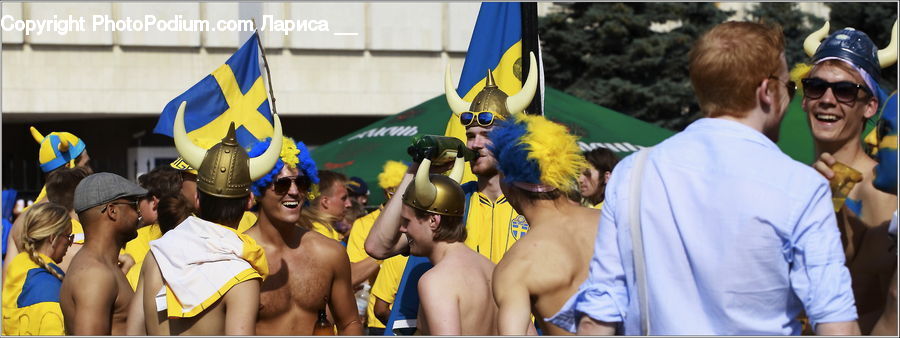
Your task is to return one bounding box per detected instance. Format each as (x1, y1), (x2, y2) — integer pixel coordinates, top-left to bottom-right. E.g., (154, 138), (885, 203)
(252, 19), (279, 116)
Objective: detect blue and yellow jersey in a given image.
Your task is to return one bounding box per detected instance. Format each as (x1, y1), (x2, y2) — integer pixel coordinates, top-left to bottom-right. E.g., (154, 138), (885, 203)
(122, 224), (163, 291)
(370, 254), (408, 329)
(461, 182), (528, 264)
(2, 252), (66, 335)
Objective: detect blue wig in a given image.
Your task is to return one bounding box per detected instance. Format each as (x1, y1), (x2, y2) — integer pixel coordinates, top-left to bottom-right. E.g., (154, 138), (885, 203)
(248, 136), (319, 197)
(488, 118), (542, 185)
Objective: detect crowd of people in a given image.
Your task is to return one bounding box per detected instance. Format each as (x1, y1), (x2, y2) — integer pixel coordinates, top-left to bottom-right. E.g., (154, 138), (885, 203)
(1, 18), (898, 336)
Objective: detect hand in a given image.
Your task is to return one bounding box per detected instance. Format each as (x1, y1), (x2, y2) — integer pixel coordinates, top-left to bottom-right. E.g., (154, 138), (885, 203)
(118, 254), (135, 275)
(812, 152), (837, 180)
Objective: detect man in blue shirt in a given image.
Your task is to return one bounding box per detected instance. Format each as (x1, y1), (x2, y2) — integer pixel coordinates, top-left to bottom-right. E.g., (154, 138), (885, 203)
(550, 21), (859, 335)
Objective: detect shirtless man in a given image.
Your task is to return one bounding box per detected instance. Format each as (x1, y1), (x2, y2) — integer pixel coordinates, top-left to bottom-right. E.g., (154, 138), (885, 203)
(60, 172), (146, 335)
(803, 21), (898, 333)
(487, 114), (598, 335)
(243, 136), (363, 335)
(368, 155), (499, 335)
(137, 104), (280, 335)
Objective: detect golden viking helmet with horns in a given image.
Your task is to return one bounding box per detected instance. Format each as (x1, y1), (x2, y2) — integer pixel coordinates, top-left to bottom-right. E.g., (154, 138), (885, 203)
(172, 101), (283, 198)
(402, 154), (466, 217)
(445, 52), (539, 123)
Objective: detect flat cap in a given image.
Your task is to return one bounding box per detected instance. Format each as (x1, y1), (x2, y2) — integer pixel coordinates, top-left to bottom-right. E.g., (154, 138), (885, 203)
(74, 172), (148, 213)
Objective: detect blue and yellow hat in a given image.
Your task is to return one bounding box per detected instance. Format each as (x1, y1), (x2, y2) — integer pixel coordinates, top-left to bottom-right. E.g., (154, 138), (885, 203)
(30, 126), (86, 173)
(489, 114), (587, 193)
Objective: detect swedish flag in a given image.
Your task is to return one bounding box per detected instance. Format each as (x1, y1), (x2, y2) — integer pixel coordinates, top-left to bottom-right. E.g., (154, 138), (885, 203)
(444, 3), (541, 183)
(154, 33), (273, 148)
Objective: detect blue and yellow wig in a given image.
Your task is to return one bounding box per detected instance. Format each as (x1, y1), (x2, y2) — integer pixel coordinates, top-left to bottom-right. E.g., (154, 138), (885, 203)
(489, 114), (587, 193)
(248, 136), (319, 197)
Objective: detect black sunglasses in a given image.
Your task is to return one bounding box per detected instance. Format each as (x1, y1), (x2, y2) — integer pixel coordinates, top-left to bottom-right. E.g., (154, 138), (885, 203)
(801, 78), (871, 104)
(271, 176), (311, 195)
(460, 111), (496, 127)
(101, 200), (139, 213)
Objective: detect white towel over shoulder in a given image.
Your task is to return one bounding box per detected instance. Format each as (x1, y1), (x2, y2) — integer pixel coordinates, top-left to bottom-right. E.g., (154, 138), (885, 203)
(149, 216), (253, 313)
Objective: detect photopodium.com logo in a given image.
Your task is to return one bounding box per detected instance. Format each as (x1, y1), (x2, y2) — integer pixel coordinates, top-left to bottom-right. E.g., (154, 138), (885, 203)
(1, 14), (354, 36)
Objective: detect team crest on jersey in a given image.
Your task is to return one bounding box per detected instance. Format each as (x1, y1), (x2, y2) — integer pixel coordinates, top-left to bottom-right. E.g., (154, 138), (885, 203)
(510, 215), (529, 240)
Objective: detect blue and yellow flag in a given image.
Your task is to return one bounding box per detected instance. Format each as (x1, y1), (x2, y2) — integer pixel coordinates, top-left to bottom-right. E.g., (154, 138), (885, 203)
(444, 3), (538, 183)
(154, 33), (273, 148)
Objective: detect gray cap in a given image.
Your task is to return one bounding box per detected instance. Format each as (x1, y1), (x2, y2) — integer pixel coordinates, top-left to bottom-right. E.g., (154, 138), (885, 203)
(74, 172), (148, 213)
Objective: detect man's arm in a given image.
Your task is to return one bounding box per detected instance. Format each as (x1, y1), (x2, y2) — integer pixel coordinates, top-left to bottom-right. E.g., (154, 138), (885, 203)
(350, 257), (379, 287)
(815, 321), (861, 335)
(67, 266), (117, 335)
(577, 316), (616, 335)
(418, 273), (460, 335)
(373, 296), (392, 326)
(327, 242), (364, 335)
(871, 268), (898, 336)
(3, 217), (24, 280)
(223, 279), (260, 335)
(365, 169), (414, 259)
(493, 260), (533, 335)
(790, 181), (860, 334)
(125, 274), (147, 335)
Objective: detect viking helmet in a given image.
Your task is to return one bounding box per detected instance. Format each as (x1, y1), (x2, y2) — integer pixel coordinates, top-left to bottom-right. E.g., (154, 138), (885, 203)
(172, 101), (282, 198)
(445, 52), (539, 123)
(30, 127), (86, 173)
(402, 155), (466, 217)
(804, 20), (898, 82)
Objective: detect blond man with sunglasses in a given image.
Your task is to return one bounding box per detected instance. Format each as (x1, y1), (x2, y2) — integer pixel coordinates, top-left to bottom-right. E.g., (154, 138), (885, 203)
(243, 136), (363, 335)
(802, 21), (899, 334)
(60, 173), (147, 335)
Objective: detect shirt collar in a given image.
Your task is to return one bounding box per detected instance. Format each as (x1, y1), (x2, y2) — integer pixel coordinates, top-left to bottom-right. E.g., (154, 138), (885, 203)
(687, 117), (780, 150)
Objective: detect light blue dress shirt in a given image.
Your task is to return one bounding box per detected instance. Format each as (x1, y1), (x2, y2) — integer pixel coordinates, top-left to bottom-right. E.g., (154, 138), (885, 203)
(548, 118), (856, 335)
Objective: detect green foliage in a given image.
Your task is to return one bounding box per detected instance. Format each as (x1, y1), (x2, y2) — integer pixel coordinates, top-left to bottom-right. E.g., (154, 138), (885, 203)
(539, 3), (731, 130)
(748, 2), (825, 70)
(539, 2), (898, 130)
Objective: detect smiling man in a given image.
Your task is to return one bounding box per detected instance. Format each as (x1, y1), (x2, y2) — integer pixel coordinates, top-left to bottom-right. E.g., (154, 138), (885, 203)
(243, 136), (363, 335)
(802, 21), (899, 334)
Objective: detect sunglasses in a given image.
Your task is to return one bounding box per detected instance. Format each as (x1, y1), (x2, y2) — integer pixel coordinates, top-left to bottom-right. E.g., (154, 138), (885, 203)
(101, 200), (139, 214)
(460, 111), (496, 127)
(769, 75), (797, 100)
(271, 176), (311, 195)
(801, 78), (871, 104)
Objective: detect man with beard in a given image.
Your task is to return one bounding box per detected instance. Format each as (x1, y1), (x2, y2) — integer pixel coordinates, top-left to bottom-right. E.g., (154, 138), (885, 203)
(60, 173), (146, 335)
(243, 136), (363, 335)
(802, 20), (898, 334)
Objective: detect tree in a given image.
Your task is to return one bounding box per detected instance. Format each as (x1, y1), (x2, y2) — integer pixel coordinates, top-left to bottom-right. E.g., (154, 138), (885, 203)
(748, 2), (825, 70)
(539, 3), (732, 131)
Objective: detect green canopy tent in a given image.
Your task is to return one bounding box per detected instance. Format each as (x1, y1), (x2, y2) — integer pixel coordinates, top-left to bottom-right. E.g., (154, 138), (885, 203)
(311, 87), (676, 206)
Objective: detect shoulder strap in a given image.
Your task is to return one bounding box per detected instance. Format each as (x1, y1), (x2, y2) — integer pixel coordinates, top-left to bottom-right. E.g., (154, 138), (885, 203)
(629, 148), (652, 335)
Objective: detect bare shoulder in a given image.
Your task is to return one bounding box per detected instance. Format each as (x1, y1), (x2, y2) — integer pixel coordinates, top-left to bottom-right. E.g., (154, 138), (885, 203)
(301, 230), (350, 267)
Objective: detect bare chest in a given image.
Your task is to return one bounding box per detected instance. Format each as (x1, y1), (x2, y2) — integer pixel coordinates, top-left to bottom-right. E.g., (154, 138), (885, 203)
(258, 248), (332, 320)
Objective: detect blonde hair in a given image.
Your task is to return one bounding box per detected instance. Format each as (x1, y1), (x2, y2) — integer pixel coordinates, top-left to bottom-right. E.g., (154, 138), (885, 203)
(19, 203), (71, 280)
(299, 170), (346, 229)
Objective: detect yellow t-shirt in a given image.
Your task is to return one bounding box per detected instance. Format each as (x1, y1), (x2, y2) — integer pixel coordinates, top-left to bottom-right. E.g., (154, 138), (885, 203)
(311, 220), (343, 242)
(463, 192), (527, 264)
(345, 208), (384, 328)
(236, 211), (258, 233)
(122, 224), (163, 291)
(369, 254), (408, 327)
(591, 201), (604, 210)
(2, 252), (66, 335)
(70, 218), (85, 245)
(346, 209), (382, 264)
